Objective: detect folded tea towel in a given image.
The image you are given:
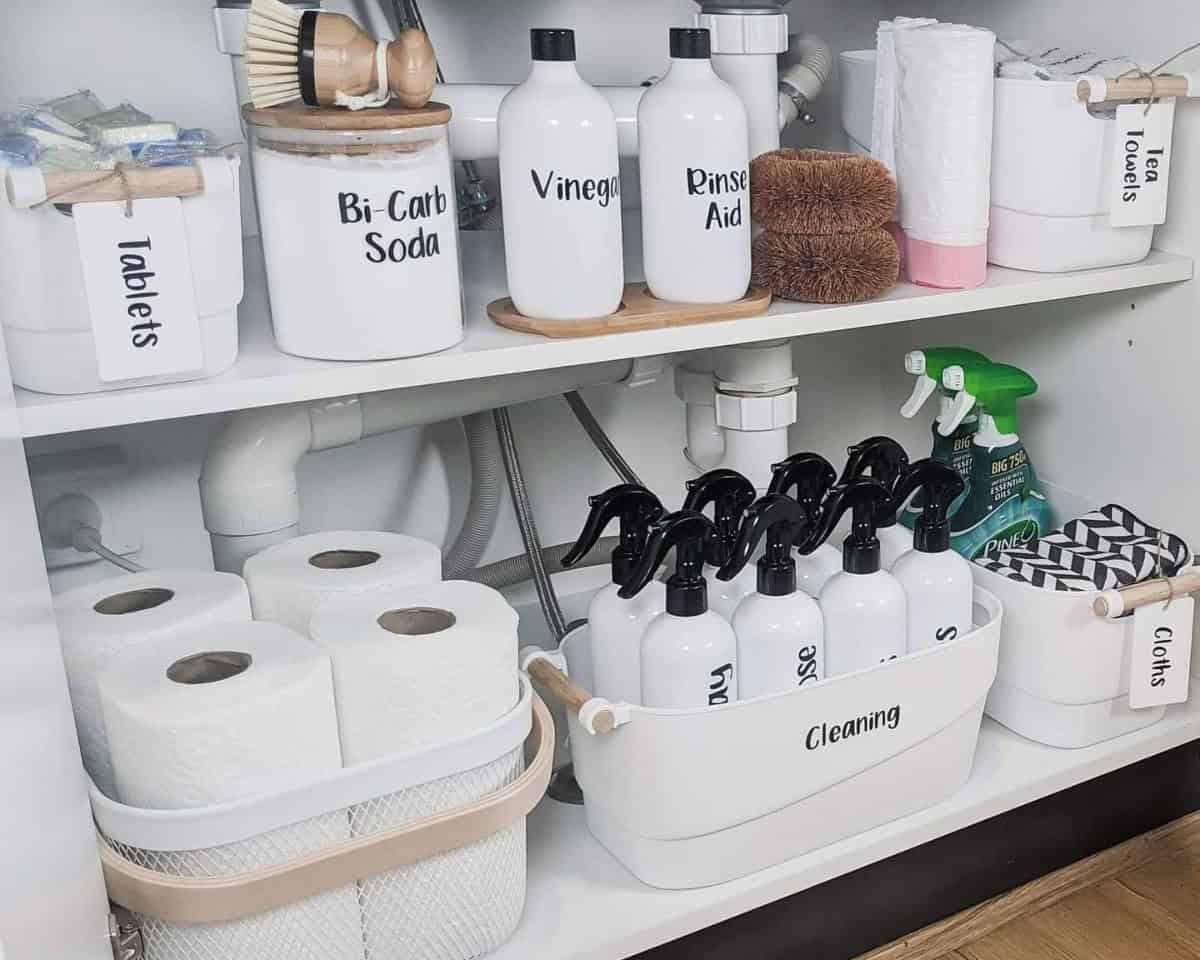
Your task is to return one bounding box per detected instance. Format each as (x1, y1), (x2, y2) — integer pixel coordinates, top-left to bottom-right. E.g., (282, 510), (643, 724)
(976, 504), (1192, 592)
(995, 43), (1132, 80)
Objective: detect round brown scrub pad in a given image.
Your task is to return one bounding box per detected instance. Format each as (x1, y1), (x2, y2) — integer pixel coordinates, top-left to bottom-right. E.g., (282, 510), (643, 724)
(752, 228), (900, 305)
(750, 149), (898, 235)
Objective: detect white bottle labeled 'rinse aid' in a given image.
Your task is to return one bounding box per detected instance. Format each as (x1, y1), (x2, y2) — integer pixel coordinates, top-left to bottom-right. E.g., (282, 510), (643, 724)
(718, 493), (824, 698)
(890, 459), (974, 652)
(638, 28), (751, 303)
(498, 28), (624, 321)
(816, 480), (909, 677)
(620, 511), (738, 709)
(561, 484), (666, 704)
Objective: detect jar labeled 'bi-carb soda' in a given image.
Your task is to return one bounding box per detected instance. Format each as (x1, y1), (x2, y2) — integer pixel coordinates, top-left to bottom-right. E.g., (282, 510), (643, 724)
(245, 102), (463, 361)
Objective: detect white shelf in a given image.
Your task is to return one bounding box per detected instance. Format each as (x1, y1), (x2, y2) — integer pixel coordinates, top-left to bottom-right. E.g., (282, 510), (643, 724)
(15, 234), (1192, 438)
(494, 699), (1200, 960)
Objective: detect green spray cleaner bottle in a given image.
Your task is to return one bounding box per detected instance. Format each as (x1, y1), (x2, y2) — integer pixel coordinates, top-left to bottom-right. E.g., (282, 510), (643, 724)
(899, 347), (990, 530)
(938, 362), (1055, 560)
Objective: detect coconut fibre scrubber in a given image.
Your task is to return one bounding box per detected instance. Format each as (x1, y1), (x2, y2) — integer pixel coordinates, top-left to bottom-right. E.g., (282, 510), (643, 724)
(750, 149), (900, 305)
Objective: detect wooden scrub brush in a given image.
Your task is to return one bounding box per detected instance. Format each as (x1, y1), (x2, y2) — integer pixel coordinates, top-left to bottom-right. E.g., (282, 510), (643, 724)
(245, 0), (437, 109)
(750, 149), (897, 235)
(752, 230), (900, 305)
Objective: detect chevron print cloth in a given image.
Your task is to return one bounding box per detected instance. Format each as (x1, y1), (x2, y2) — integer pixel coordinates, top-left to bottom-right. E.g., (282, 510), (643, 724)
(975, 504), (1192, 593)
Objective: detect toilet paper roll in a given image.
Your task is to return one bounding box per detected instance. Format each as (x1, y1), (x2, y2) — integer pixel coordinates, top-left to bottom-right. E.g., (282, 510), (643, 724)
(53, 569), (252, 799)
(244, 530), (443, 635)
(98, 620), (361, 960)
(309, 579), (519, 761)
(894, 24), (996, 248)
(309, 581), (523, 960)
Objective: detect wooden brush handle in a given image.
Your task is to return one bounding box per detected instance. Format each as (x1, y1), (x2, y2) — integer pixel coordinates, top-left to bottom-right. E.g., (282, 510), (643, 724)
(387, 29), (437, 109)
(313, 15), (436, 109)
(1077, 74), (1193, 103)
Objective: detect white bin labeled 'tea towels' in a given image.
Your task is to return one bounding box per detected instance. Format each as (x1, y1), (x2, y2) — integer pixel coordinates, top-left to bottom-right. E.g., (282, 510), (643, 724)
(244, 103), (464, 361)
(0, 155), (244, 395)
(556, 588), (1002, 889)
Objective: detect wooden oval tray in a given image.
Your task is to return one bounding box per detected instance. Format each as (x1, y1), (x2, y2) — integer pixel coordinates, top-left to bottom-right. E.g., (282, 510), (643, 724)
(488, 284), (772, 339)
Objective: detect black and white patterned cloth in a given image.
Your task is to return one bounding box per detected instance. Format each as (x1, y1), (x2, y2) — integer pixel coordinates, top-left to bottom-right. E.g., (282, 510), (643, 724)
(975, 504), (1192, 593)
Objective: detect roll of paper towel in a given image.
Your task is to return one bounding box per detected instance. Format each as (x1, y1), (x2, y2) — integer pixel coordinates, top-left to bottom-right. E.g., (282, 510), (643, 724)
(244, 530), (443, 635)
(54, 569), (251, 798)
(97, 620), (362, 960)
(310, 580), (524, 960)
(894, 23), (996, 289)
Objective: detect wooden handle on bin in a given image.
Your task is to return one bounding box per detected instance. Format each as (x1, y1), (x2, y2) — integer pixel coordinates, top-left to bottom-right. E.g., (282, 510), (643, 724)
(1094, 572), (1200, 618)
(40, 166), (205, 205)
(526, 658), (618, 734)
(99, 694), (554, 927)
(1077, 74), (1193, 103)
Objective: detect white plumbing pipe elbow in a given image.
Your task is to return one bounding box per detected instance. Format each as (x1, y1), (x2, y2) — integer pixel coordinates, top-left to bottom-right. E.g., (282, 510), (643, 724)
(435, 83), (645, 161)
(200, 362), (635, 572)
(685, 402), (725, 472)
(199, 404), (314, 540)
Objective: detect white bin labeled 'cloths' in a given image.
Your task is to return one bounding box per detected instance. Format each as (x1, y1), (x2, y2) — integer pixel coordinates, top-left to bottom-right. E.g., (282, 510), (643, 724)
(0, 156), (243, 395)
(561, 589), (1002, 888)
(309, 580), (523, 960)
(245, 103), (463, 360)
(243, 530), (443, 635)
(53, 569), (252, 799)
(97, 621), (360, 960)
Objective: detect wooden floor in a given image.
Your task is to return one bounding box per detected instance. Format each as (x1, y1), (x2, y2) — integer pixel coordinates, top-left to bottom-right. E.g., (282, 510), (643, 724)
(939, 848), (1200, 960)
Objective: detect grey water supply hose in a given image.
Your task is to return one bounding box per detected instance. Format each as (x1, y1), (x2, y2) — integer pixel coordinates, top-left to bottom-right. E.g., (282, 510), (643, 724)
(565, 392), (642, 487)
(495, 408), (569, 640)
(443, 413), (502, 578)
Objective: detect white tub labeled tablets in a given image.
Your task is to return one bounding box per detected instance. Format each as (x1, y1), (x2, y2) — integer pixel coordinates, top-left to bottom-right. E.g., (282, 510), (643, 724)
(246, 103), (463, 361)
(498, 29), (624, 322)
(639, 28), (751, 304)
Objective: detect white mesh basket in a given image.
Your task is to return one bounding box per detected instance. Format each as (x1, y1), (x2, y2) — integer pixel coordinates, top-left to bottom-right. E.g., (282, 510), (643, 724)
(93, 680), (552, 960)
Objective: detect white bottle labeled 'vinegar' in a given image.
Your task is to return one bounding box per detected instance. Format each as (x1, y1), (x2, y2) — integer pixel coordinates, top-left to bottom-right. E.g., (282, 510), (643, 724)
(498, 28), (624, 321)
(638, 28), (751, 304)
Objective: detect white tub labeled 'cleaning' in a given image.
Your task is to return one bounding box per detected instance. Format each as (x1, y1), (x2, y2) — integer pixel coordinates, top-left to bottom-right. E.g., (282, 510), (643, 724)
(561, 589), (1002, 889)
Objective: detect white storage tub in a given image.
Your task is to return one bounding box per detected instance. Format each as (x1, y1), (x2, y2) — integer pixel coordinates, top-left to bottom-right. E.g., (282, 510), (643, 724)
(973, 564), (1187, 748)
(92, 679), (551, 960)
(546, 589), (1001, 889)
(0, 156), (243, 395)
(990, 78), (1156, 272)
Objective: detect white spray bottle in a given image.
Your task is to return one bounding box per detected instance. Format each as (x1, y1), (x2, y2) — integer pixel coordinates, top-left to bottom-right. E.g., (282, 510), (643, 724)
(814, 480), (909, 677)
(562, 484), (666, 704)
(718, 493), (824, 698)
(767, 453), (841, 597)
(890, 460), (974, 652)
(620, 511), (738, 709)
(682, 469), (758, 622)
(839, 437), (913, 570)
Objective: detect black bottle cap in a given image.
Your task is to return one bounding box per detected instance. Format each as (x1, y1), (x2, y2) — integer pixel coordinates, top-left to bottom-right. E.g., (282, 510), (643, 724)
(531, 28), (576, 62)
(562, 484), (664, 588)
(670, 27), (711, 59)
(717, 493), (810, 598)
(889, 459), (965, 554)
(840, 437), (910, 529)
(683, 469), (757, 568)
(619, 511), (714, 617)
(810, 480), (893, 576)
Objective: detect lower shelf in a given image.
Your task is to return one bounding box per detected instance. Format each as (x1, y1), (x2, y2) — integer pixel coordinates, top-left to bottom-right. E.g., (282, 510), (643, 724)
(492, 695), (1200, 960)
